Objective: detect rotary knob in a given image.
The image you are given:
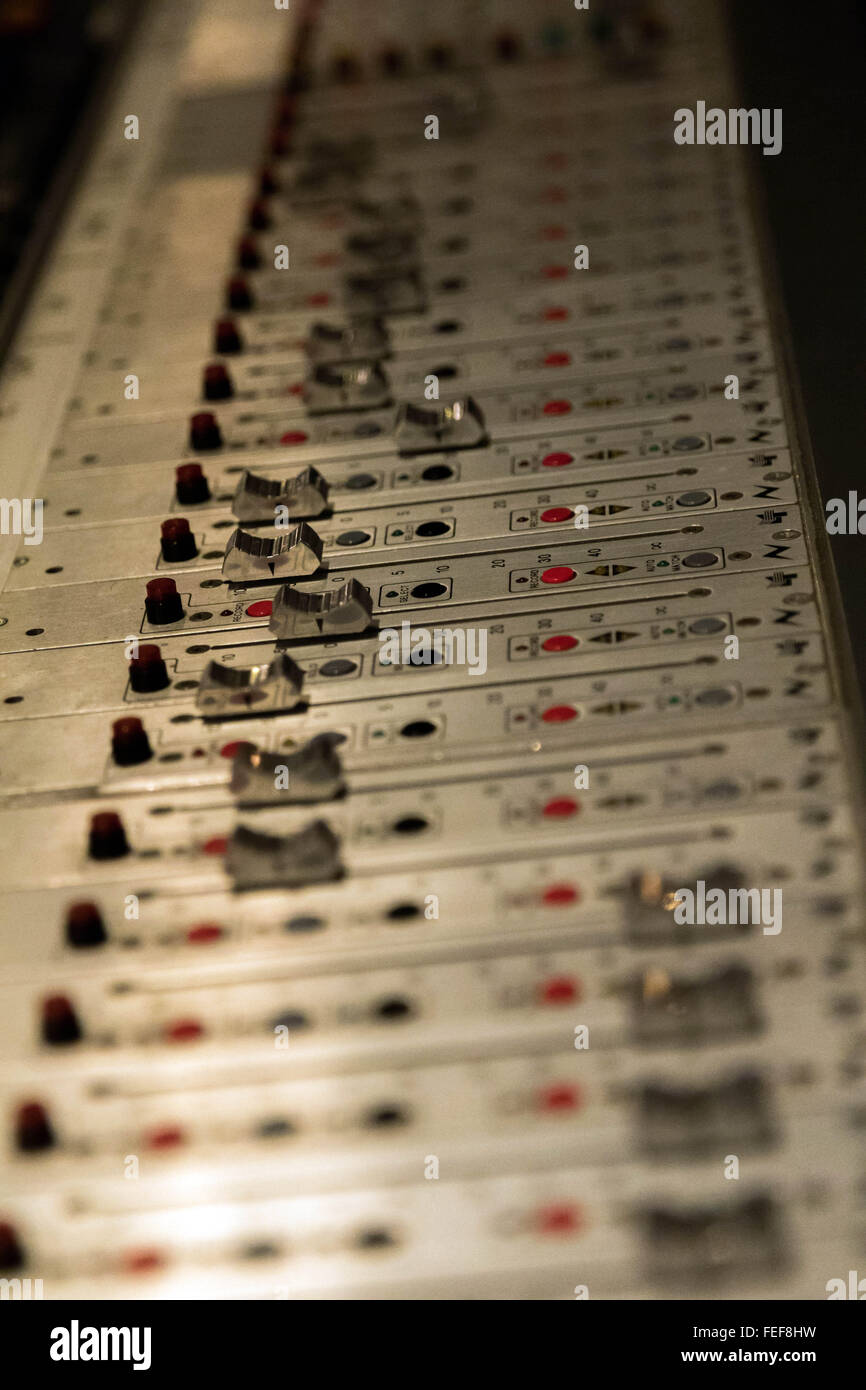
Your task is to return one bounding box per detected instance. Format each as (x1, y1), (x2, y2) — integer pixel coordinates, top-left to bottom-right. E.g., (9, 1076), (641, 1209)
(128, 643), (170, 693)
(188, 412), (222, 451)
(175, 462), (211, 505)
(160, 518), (198, 562)
(88, 811), (130, 860)
(65, 901), (107, 948)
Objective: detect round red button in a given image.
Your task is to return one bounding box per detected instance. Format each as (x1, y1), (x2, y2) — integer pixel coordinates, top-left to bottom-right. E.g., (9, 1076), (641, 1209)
(541, 705), (578, 723)
(541, 225), (566, 240)
(542, 265), (568, 279)
(540, 507), (574, 523)
(539, 975), (580, 1004)
(307, 292), (330, 306)
(166, 1019), (204, 1043)
(541, 452), (574, 468)
(245, 600), (273, 617)
(202, 835), (228, 856)
(544, 351), (571, 367)
(543, 399), (572, 416)
(279, 431), (308, 446)
(542, 796), (579, 818)
(187, 924), (224, 944)
(539, 1083), (580, 1110)
(541, 566), (576, 584)
(543, 307), (569, 321)
(542, 634), (578, 652)
(542, 883), (579, 905)
(537, 1202), (582, 1234)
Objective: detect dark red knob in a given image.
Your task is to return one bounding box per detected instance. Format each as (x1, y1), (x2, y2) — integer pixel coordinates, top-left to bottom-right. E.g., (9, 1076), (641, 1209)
(214, 319), (243, 355)
(145, 577), (184, 625)
(248, 199), (271, 231)
(160, 517), (198, 562)
(111, 717), (153, 766)
(16, 1101), (55, 1151)
(41, 995), (82, 1046)
(202, 363), (234, 402)
(237, 236), (261, 271)
(0, 1223), (24, 1271)
(65, 901), (107, 948)
(175, 462), (211, 504)
(88, 811), (130, 860)
(189, 412), (222, 451)
(129, 643), (169, 693)
(227, 276), (253, 311)
(259, 167), (278, 196)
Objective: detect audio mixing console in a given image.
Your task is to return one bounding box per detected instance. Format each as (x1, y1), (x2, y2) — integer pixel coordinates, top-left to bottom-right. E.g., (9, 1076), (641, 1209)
(0, 0), (864, 1303)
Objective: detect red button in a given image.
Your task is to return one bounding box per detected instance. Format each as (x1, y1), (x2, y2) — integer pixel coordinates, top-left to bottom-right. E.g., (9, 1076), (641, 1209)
(187, 924), (224, 944)
(540, 225), (566, 240)
(540, 566), (576, 584)
(220, 740), (254, 759)
(307, 292), (330, 306)
(542, 796), (579, 818)
(544, 351), (571, 367)
(541, 452), (574, 468)
(539, 975), (580, 1004)
(123, 1249), (165, 1275)
(147, 1126), (184, 1150)
(539, 1083), (580, 1111)
(202, 836), (228, 856)
(287, 383), (305, 395)
(541, 186), (567, 202)
(315, 253), (340, 267)
(165, 1019), (204, 1043)
(542, 634), (578, 652)
(543, 306), (569, 321)
(542, 883), (579, 905)
(245, 599), (273, 617)
(537, 1202), (582, 1234)
(540, 507), (574, 523)
(543, 399), (572, 415)
(541, 705), (578, 723)
(279, 431), (309, 446)
(542, 265), (568, 279)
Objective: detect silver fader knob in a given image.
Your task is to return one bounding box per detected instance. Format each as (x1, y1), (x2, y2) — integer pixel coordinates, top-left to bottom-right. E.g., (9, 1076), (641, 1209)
(226, 819), (342, 889)
(229, 734), (345, 805)
(269, 577), (373, 638)
(344, 267), (426, 316)
(305, 318), (391, 365)
(232, 467), (330, 522)
(222, 522), (323, 580)
(195, 651), (303, 714)
(303, 360), (392, 415)
(349, 195), (422, 235)
(344, 230), (418, 266)
(394, 396), (487, 454)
